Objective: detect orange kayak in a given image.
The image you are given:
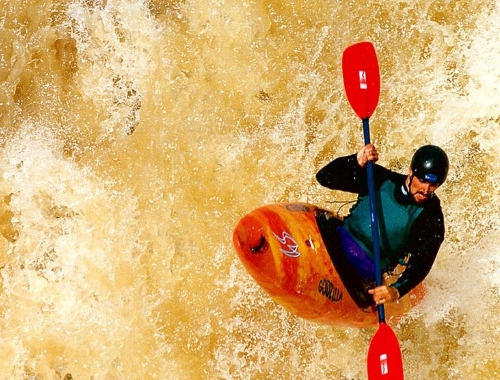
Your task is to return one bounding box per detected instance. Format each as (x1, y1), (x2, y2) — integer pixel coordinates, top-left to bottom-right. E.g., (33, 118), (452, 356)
(232, 203), (425, 328)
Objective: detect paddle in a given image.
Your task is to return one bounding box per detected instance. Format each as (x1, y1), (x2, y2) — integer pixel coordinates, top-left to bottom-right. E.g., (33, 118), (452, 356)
(341, 41), (404, 380)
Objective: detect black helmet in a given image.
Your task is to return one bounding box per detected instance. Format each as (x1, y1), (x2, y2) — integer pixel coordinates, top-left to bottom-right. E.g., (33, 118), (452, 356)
(411, 145), (449, 184)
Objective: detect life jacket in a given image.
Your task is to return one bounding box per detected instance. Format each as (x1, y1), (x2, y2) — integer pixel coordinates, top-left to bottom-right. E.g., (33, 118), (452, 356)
(341, 179), (424, 273)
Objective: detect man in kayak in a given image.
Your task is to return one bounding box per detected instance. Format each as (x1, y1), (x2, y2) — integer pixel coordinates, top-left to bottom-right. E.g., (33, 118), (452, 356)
(315, 144), (449, 309)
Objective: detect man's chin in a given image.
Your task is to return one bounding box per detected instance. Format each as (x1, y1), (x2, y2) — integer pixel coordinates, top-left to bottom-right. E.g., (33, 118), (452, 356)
(413, 193), (429, 203)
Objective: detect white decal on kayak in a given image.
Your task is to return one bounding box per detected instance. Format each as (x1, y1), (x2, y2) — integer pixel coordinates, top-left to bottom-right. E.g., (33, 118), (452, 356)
(359, 70), (367, 89)
(273, 231), (301, 258)
(306, 236), (316, 252)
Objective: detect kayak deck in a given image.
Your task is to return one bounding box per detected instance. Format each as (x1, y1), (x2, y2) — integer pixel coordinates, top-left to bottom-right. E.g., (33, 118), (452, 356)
(233, 203), (424, 328)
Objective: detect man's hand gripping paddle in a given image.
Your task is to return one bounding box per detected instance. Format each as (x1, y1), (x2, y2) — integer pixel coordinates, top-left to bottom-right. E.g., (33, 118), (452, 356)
(342, 42), (404, 380)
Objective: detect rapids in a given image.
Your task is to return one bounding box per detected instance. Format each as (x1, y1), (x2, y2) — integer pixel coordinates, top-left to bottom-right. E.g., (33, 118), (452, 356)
(0, 0), (499, 378)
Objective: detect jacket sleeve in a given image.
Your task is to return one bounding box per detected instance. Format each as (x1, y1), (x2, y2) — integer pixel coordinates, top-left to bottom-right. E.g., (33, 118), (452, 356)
(316, 153), (390, 195)
(316, 154), (368, 194)
(390, 203), (445, 298)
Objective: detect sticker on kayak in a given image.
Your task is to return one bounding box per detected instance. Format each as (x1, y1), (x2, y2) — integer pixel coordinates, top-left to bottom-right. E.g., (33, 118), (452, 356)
(273, 231), (301, 258)
(318, 279), (343, 302)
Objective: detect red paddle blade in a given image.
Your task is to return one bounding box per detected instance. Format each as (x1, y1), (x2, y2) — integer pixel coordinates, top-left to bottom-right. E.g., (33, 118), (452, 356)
(342, 41), (380, 119)
(367, 323), (404, 380)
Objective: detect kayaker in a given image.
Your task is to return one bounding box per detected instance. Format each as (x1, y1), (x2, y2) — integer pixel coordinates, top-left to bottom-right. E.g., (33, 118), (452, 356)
(315, 144), (449, 309)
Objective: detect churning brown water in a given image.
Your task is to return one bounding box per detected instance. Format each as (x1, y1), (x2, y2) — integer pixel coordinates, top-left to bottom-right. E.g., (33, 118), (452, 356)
(0, 0), (499, 378)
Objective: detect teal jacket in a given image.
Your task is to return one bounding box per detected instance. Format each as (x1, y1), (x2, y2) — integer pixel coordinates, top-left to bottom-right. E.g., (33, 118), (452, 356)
(316, 153), (445, 298)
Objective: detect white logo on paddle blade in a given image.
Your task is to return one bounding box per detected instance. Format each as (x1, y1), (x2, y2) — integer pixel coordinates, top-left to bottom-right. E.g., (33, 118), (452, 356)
(380, 354), (388, 375)
(273, 231), (301, 258)
(359, 70), (367, 89)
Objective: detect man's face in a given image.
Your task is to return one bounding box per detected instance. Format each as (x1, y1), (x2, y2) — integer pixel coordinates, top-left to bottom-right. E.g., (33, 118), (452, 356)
(408, 169), (440, 204)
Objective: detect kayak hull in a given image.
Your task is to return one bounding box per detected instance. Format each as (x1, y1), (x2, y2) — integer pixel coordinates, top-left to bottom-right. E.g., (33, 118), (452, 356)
(232, 202), (424, 328)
